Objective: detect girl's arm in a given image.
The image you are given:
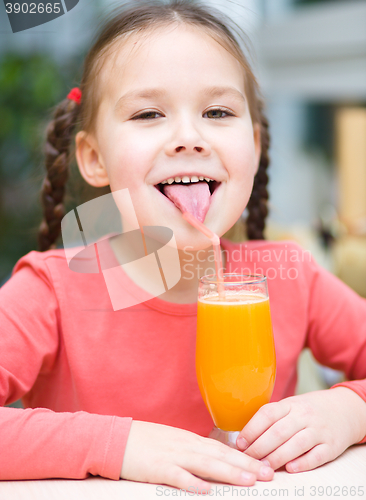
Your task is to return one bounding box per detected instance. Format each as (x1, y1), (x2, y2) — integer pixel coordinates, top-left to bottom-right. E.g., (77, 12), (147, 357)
(237, 257), (366, 472)
(0, 257), (132, 480)
(0, 406), (132, 480)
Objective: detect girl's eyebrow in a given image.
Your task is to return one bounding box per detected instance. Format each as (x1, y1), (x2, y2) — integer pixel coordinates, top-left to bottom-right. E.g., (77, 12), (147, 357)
(205, 86), (246, 103)
(115, 86), (245, 112)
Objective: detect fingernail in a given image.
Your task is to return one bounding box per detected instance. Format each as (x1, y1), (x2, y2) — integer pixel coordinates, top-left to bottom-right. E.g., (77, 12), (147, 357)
(261, 459), (271, 467)
(259, 466), (273, 479)
(289, 461), (299, 473)
(241, 471), (255, 482)
(237, 436), (248, 450)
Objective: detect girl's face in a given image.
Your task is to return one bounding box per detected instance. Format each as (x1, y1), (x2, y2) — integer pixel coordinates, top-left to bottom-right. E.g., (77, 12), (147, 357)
(77, 24), (261, 250)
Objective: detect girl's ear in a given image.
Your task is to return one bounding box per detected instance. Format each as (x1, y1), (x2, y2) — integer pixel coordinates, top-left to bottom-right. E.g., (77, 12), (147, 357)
(75, 131), (110, 187)
(253, 123), (262, 174)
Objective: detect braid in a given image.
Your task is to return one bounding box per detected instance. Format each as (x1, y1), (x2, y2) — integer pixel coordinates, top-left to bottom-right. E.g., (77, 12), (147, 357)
(38, 99), (80, 252)
(246, 104), (270, 240)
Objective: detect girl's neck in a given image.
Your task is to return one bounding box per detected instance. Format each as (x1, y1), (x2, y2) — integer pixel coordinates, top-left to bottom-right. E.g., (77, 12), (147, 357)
(109, 234), (226, 304)
(158, 246), (227, 304)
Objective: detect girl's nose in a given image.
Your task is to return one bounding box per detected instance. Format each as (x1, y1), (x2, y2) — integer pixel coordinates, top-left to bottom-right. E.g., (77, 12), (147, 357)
(164, 120), (211, 157)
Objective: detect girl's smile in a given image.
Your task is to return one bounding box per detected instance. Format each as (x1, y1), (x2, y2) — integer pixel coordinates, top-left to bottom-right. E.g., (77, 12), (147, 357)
(76, 24), (261, 250)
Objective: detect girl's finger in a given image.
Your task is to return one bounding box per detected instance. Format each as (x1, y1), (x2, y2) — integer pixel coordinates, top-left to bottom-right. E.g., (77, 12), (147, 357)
(161, 464), (212, 493)
(262, 428), (317, 470)
(285, 444), (333, 473)
(181, 454), (259, 486)
(237, 402), (291, 451)
(204, 440), (274, 481)
(243, 414), (305, 460)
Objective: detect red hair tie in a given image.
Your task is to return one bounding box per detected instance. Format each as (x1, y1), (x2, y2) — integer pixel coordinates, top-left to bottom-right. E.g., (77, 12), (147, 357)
(67, 87), (82, 105)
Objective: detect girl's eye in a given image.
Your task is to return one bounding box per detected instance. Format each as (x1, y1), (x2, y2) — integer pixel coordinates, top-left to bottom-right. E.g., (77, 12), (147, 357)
(204, 108), (233, 119)
(132, 111), (163, 120)
(132, 108), (234, 120)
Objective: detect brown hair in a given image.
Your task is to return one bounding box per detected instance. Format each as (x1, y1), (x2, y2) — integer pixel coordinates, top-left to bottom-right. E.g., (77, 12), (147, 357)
(38, 0), (270, 251)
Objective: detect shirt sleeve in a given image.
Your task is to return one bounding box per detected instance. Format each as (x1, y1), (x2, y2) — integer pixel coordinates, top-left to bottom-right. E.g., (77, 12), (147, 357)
(305, 256), (366, 443)
(0, 253), (132, 480)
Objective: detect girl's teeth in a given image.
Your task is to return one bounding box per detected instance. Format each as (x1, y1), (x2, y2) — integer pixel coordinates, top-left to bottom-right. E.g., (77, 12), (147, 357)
(160, 175), (214, 184)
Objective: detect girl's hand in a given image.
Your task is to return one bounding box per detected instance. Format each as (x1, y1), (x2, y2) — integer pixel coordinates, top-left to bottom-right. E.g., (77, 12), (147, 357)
(120, 421), (274, 492)
(236, 387), (366, 473)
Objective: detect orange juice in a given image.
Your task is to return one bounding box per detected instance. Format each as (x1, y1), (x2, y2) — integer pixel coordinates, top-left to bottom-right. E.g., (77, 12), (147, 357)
(196, 293), (276, 431)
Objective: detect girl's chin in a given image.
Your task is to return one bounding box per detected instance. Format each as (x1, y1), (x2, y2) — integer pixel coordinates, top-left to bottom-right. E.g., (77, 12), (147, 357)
(172, 227), (221, 253)
(175, 239), (213, 253)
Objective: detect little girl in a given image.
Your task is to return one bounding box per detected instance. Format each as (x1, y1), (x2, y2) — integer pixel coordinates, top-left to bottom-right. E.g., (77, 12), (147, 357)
(1, 0), (366, 493)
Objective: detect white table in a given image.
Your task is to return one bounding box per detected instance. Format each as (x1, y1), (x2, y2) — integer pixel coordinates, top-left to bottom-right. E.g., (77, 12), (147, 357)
(0, 445), (365, 500)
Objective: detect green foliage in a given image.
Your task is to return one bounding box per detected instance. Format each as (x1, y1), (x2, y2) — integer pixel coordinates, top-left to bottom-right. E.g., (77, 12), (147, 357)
(0, 52), (80, 284)
(0, 53), (65, 178)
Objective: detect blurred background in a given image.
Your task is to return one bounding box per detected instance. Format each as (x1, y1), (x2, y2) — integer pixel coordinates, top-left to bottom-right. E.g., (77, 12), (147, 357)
(1, 0), (366, 403)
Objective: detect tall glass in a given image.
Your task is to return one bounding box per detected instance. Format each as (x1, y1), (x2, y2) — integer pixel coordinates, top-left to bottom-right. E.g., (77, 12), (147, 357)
(196, 274), (276, 448)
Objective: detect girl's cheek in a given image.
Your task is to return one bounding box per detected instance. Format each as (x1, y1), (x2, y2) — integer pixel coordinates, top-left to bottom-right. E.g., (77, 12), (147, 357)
(231, 149), (257, 178)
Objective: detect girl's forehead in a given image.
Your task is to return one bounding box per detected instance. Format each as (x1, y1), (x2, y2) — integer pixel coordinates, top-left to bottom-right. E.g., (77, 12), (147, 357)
(99, 24), (246, 97)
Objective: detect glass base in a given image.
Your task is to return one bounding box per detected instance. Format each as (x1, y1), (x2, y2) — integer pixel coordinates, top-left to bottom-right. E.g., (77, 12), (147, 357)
(208, 426), (240, 449)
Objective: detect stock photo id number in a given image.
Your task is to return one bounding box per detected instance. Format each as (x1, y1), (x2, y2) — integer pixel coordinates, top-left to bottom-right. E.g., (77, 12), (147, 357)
(3, 0), (79, 32)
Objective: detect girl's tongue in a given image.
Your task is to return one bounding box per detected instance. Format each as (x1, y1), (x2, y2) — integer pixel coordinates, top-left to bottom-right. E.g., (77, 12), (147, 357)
(163, 181), (211, 223)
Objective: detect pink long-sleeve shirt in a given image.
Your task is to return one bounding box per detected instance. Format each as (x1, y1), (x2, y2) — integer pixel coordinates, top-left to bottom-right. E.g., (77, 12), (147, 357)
(0, 238), (366, 481)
